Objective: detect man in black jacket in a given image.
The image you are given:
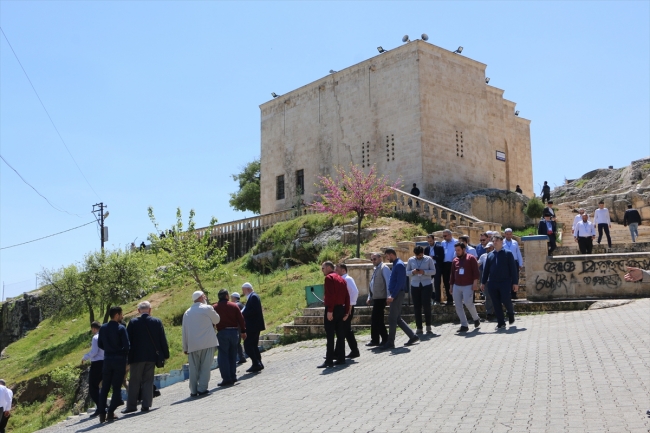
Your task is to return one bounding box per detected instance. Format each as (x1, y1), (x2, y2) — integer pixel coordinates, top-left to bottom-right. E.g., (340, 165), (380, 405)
(424, 234), (445, 305)
(123, 301), (169, 414)
(97, 306), (130, 424)
(538, 215), (558, 256)
(623, 204), (642, 243)
(241, 282), (266, 373)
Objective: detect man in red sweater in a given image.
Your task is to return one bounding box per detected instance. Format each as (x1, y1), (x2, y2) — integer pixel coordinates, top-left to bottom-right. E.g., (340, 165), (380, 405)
(450, 242), (481, 333)
(213, 289), (247, 386)
(318, 261), (350, 369)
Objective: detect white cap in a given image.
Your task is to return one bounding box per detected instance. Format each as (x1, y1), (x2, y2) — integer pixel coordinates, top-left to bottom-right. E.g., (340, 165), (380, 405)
(486, 242), (494, 248)
(231, 292), (241, 299)
(241, 282), (253, 290)
(505, 228), (513, 233)
(192, 291), (204, 301)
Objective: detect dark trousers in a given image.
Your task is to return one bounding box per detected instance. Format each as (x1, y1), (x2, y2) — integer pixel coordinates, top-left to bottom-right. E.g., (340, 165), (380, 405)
(432, 263), (442, 303)
(597, 224), (612, 247)
(324, 305), (346, 362)
(442, 262), (453, 303)
(217, 329), (239, 382)
(511, 268), (520, 300)
(411, 283), (433, 329)
(243, 330), (262, 367)
(88, 360), (104, 408)
(98, 357), (126, 415)
(547, 236), (557, 256)
(578, 237), (593, 254)
(0, 406), (8, 433)
(369, 298), (388, 344)
(487, 282), (515, 327)
(541, 193), (550, 203)
(344, 306), (358, 353)
(237, 331), (246, 362)
(126, 361), (155, 410)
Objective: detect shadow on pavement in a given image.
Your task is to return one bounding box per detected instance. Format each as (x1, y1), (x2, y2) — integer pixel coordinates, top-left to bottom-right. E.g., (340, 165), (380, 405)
(418, 333), (440, 342)
(320, 360), (358, 375)
(171, 392), (213, 406)
(455, 328), (483, 338)
(504, 326), (527, 334)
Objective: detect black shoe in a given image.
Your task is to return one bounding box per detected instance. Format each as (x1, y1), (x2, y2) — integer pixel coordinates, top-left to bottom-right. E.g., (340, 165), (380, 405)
(446, 301), (454, 306)
(404, 336), (420, 346)
(379, 343), (395, 351)
(106, 413), (118, 422)
(365, 341), (380, 347)
(474, 319), (481, 328)
(141, 407), (150, 412)
(496, 324), (506, 330)
(197, 390), (211, 397)
(457, 326), (469, 333)
(190, 393), (198, 397)
(99, 413), (106, 424)
(333, 359), (346, 365)
(247, 364), (263, 373)
(317, 361), (334, 368)
(237, 359), (247, 364)
(218, 381), (234, 387)
(121, 407), (138, 414)
(346, 349), (360, 359)
(508, 316), (515, 325)
(89, 409), (103, 418)
(486, 314), (495, 321)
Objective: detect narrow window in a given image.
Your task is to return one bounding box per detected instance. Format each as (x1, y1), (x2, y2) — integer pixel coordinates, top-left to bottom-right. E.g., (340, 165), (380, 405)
(276, 175), (285, 200)
(295, 170), (304, 195)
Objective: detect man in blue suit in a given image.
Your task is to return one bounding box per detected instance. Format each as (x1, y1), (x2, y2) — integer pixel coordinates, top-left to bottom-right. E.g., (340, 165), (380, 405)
(123, 301), (169, 414)
(241, 282), (266, 373)
(481, 235), (519, 330)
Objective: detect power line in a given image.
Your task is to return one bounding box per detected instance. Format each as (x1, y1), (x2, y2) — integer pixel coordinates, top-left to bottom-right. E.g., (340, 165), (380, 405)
(0, 27), (101, 200)
(0, 220), (95, 250)
(0, 153), (83, 217)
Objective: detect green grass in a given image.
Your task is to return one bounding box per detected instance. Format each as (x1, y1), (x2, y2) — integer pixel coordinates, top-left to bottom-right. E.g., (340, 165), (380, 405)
(511, 226), (538, 238)
(574, 178), (588, 188)
(641, 163), (650, 170)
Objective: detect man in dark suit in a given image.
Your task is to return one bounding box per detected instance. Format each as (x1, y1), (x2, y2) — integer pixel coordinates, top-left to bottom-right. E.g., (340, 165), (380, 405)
(241, 282), (265, 373)
(97, 306), (130, 424)
(480, 235), (519, 330)
(424, 234), (445, 305)
(123, 301), (169, 414)
(538, 214), (558, 256)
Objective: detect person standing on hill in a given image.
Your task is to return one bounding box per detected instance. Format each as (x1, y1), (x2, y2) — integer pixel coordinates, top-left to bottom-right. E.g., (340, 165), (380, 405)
(0, 379), (13, 433)
(623, 204), (642, 243)
(515, 185), (523, 194)
(381, 249), (419, 350)
(97, 306), (130, 423)
(318, 262), (350, 368)
(182, 291), (220, 397)
(335, 263), (360, 359)
(241, 282), (266, 373)
(82, 321), (104, 417)
(406, 245), (436, 334)
(538, 214), (558, 256)
(594, 200), (612, 249)
(366, 253), (390, 346)
(540, 181), (551, 204)
(124, 301), (169, 414)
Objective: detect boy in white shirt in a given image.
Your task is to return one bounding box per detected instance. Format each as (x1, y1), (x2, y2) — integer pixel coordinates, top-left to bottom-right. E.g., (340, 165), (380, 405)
(593, 200), (612, 248)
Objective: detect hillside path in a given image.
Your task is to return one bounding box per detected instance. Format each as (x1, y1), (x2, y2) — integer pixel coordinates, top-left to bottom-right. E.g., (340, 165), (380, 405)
(40, 299), (650, 433)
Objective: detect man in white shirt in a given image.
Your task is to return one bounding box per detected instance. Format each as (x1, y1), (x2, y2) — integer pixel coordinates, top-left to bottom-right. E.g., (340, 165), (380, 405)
(503, 228), (524, 299)
(335, 264), (360, 359)
(574, 213), (596, 254)
(441, 229), (458, 306)
(0, 380), (12, 433)
(594, 200), (612, 248)
(459, 235), (478, 257)
(405, 245), (437, 334)
(82, 321), (105, 416)
(572, 209), (588, 235)
(182, 291), (220, 397)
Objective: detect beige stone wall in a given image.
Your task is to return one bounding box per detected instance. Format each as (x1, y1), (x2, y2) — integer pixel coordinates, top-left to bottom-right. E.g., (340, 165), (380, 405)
(260, 40), (533, 215)
(523, 237), (650, 300)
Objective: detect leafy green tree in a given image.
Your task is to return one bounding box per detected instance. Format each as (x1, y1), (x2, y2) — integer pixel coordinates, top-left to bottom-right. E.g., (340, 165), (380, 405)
(229, 158), (261, 214)
(524, 197), (545, 220)
(148, 207), (227, 294)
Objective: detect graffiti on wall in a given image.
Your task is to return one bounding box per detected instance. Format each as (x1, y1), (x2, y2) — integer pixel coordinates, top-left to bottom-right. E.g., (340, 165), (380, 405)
(536, 258), (648, 292)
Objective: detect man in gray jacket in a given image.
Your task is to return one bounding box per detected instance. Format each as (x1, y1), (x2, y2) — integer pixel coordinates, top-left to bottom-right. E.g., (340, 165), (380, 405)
(182, 291), (220, 397)
(365, 253), (390, 347)
(406, 245), (436, 334)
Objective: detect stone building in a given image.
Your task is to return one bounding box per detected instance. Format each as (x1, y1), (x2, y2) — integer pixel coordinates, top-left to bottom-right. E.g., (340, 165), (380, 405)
(260, 39), (532, 215)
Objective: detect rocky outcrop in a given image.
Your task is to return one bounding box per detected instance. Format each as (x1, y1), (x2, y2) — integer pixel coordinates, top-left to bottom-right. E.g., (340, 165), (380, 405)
(0, 292), (43, 353)
(551, 157), (650, 224)
(443, 188), (533, 228)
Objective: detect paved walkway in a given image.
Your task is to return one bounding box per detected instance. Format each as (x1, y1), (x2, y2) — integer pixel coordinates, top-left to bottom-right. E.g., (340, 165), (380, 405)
(42, 299), (650, 433)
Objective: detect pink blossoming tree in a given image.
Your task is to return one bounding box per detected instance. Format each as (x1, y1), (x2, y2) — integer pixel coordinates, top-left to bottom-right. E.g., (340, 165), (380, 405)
(312, 164), (400, 258)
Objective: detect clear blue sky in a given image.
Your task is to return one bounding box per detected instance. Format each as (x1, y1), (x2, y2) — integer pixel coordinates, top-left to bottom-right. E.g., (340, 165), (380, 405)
(1, 1), (648, 298)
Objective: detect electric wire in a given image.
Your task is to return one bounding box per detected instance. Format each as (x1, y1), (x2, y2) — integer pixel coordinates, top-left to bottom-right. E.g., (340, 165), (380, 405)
(0, 221), (95, 250)
(0, 27), (101, 200)
(0, 154), (83, 217)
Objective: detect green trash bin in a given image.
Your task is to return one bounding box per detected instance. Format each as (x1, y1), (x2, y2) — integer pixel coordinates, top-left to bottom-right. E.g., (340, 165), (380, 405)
(305, 284), (324, 307)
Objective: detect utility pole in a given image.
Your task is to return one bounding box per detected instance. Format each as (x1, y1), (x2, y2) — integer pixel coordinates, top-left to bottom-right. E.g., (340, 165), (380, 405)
(92, 202), (108, 249)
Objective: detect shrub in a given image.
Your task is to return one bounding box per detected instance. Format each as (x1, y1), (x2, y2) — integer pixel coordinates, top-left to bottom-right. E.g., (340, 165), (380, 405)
(392, 211), (444, 234)
(317, 241), (348, 264)
(524, 197), (545, 220)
